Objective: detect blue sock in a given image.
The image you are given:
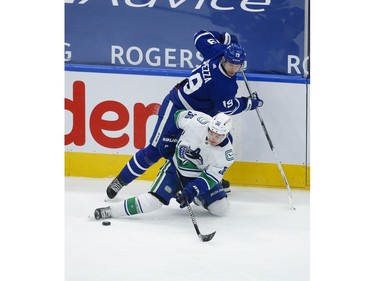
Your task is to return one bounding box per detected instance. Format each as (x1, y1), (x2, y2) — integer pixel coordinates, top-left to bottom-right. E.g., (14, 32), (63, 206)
(119, 146), (161, 185)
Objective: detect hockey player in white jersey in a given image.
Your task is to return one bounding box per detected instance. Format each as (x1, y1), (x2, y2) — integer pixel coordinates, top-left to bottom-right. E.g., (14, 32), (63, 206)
(94, 110), (234, 220)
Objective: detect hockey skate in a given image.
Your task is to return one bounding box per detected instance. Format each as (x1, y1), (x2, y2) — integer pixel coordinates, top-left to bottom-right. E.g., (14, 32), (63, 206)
(106, 176), (126, 199)
(221, 179), (231, 193)
(94, 206), (112, 220)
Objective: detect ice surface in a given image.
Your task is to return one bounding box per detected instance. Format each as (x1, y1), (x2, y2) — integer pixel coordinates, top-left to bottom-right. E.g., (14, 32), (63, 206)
(65, 177), (309, 281)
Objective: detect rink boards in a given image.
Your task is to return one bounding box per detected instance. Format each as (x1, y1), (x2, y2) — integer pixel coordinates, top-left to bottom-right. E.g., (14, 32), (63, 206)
(65, 67), (310, 189)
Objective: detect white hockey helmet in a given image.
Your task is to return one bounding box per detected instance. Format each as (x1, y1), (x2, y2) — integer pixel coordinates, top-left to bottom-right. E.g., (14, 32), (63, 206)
(208, 113), (232, 135)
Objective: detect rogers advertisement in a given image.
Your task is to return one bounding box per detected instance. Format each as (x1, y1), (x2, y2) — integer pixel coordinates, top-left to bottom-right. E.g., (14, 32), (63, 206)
(65, 0), (307, 76)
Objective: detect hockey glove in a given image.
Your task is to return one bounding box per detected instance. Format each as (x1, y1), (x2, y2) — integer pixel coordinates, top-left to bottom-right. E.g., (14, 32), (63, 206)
(246, 92), (264, 111)
(175, 193), (187, 208)
(176, 183), (200, 208)
(221, 32), (238, 45)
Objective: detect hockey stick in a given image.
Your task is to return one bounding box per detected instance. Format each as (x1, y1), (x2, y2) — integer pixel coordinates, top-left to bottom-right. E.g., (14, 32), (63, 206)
(240, 70), (295, 210)
(181, 193), (216, 242)
(175, 170), (216, 242)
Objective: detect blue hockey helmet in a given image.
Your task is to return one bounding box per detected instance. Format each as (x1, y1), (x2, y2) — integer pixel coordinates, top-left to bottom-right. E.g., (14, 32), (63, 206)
(224, 43), (246, 65)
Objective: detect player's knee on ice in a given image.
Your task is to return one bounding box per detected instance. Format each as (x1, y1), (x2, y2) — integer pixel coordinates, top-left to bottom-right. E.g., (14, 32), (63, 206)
(196, 183), (229, 216)
(207, 197), (230, 216)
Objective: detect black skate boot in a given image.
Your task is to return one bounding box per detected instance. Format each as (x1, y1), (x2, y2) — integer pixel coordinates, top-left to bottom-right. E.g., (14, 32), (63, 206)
(106, 176), (126, 199)
(221, 179), (231, 193)
(94, 206), (112, 220)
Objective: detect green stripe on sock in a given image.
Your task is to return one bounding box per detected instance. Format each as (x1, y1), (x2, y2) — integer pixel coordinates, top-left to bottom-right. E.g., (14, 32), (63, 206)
(126, 197), (140, 215)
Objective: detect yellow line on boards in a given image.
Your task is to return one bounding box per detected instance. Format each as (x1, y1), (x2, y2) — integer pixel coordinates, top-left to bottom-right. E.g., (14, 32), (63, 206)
(65, 152), (309, 190)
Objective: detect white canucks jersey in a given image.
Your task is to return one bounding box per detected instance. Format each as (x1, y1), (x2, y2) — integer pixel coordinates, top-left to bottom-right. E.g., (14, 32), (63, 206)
(173, 110), (234, 192)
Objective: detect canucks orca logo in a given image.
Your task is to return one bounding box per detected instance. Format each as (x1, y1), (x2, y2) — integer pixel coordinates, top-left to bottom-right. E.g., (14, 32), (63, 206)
(179, 146), (203, 165)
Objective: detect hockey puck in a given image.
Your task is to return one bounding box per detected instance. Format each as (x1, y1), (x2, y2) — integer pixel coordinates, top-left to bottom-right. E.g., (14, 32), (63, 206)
(102, 221), (111, 226)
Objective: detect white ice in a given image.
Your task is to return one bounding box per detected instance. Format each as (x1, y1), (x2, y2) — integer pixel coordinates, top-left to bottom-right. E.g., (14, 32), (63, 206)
(65, 177), (309, 281)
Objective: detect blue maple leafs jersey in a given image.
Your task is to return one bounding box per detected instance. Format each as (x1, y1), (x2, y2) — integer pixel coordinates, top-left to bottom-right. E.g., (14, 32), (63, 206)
(168, 30), (249, 117)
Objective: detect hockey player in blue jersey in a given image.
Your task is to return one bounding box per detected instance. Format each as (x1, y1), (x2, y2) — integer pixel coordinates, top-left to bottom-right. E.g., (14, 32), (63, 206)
(106, 30), (264, 199)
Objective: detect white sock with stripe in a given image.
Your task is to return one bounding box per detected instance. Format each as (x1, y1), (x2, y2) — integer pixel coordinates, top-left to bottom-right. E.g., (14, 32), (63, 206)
(111, 193), (163, 217)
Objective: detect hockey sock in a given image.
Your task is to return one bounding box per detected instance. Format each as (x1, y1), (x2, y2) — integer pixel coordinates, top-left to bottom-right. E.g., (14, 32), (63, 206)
(111, 193), (162, 217)
(119, 146), (161, 185)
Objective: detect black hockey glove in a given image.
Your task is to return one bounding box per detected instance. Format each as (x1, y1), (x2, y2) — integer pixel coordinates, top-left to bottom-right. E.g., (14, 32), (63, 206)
(175, 193), (187, 208)
(246, 92), (264, 111)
